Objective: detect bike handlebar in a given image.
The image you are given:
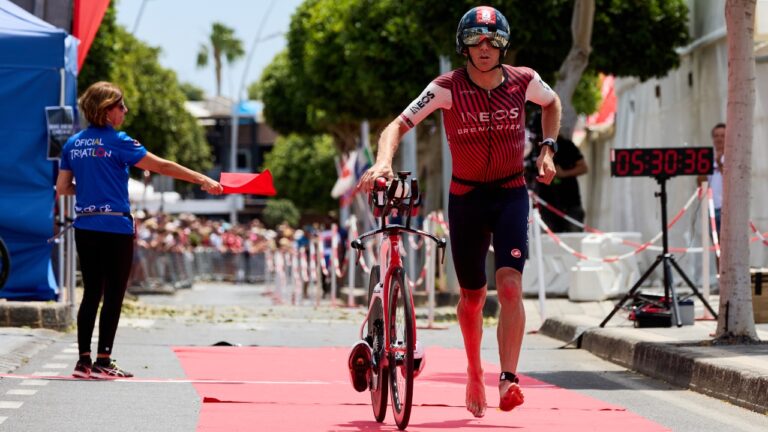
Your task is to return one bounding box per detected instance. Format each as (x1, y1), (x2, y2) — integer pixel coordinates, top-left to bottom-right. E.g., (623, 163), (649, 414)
(351, 224), (448, 265)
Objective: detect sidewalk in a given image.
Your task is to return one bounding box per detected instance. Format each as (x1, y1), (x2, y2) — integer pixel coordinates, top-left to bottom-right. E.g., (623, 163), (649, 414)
(532, 298), (768, 414)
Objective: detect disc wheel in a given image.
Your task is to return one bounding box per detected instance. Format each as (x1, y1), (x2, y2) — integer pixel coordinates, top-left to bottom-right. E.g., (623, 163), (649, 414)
(367, 265), (388, 422)
(387, 267), (414, 430)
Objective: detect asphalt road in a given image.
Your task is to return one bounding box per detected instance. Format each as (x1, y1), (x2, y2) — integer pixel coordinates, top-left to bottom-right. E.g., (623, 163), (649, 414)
(1, 282), (766, 431)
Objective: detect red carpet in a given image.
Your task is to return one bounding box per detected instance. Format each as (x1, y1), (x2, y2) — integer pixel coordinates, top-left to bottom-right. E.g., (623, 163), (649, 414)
(174, 346), (669, 431)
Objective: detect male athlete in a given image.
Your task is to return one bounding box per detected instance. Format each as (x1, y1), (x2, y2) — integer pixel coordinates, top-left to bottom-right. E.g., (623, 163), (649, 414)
(357, 6), (561, 417)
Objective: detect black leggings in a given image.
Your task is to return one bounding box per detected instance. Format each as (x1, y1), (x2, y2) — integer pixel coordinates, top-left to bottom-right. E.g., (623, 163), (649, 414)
(75, 228), (134, 357)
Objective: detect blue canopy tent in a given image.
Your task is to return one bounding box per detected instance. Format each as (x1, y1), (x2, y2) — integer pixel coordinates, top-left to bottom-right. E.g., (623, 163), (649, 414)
(0, 0), (78, 300)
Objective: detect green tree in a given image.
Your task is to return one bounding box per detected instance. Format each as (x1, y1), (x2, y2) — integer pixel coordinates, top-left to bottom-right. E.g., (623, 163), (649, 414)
(263, 199), (301, 228)
(263, 134), (337, 216)
(196, 22), (245, 97)
(259, 0), (436, 152)
(257, 0), (687, 142)
(180, 82), (205, 101)
(78, 4), (212, 174)
(249, 50), (316, 135)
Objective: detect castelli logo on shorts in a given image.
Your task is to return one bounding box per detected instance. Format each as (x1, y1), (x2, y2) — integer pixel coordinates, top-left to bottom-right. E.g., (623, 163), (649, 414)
(476, 7), (496, 25)
(511, 249), (522, 258)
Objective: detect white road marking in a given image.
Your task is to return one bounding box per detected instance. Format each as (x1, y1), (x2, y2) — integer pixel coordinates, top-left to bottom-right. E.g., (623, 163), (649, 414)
(0, 401), (23, 409)
(19, 380), (47, 386)
(6, 390), (36, 396)
(42, 363), (68, 369)
(62, 348), (78, 354)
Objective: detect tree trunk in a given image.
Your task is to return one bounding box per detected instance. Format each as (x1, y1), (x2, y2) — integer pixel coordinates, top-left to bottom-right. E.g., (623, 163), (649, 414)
(716, 0), (758, 341)
(553, 0), (595, 139)
(214, 47), (222, 97)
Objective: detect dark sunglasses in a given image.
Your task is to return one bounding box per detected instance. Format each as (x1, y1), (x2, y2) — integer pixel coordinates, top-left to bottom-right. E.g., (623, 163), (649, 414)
(461, 27), (509, 49)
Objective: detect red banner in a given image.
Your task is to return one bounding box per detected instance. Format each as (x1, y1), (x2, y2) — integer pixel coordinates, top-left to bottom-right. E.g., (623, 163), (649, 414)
(73, 0), (111, 70)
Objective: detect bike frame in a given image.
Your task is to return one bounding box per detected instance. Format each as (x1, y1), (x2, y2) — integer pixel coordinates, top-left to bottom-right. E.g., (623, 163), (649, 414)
(356, 220), (444, 358)
(358, 225), (408, 364)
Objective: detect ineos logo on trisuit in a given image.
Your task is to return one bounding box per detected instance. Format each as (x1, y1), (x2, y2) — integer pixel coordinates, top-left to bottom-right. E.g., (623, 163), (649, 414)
(408, 91), (436, 115)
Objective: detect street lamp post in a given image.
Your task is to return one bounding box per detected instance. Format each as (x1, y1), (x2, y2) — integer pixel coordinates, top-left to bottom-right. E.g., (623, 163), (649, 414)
(228, 0), (280, 223)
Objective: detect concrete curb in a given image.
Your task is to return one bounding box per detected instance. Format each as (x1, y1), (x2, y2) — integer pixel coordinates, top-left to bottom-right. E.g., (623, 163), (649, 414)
(0, 301), (73, 331)
(540, 316), (768, 414)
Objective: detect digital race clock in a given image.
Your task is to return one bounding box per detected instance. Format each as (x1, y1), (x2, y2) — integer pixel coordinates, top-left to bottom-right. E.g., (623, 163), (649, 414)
(610, 147), (714, 178)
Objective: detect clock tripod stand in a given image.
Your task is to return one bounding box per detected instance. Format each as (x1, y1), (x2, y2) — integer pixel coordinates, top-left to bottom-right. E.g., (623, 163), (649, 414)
(600, 174), (718, 327)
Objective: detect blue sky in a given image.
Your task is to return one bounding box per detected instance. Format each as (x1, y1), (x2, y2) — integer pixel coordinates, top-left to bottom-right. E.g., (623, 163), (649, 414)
(115, 0), (304, 100)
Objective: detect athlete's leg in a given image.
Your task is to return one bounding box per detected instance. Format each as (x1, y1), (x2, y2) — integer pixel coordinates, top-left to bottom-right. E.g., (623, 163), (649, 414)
(496, 268), (525, 410)
(457, 287), (487, 417)
(449, 189), (492, 417)
(491, 186), (529, 411)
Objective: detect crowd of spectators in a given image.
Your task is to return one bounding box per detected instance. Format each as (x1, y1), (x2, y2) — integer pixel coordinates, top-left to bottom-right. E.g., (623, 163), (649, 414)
(134, 211), (276, 254)
(132, 211), (345, 259)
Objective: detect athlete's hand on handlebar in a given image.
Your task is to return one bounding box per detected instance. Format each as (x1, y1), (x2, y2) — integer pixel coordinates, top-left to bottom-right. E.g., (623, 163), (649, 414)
(200, 176), (224, 195)
(536, 147), (557, 185)
(357, 162), (394, 192)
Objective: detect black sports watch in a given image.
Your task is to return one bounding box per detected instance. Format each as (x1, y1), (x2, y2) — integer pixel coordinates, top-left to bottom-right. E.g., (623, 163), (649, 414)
(538, 138), (558, 153)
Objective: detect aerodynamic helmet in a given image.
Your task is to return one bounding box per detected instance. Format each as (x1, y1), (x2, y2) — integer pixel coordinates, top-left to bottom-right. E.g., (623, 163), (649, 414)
(455, 6), (511, 56)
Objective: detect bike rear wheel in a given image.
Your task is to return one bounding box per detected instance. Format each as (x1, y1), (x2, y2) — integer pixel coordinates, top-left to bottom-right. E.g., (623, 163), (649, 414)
(0, 237), (9, 290)
(367, 265), (388, 422)
(387, 267), (414, 430)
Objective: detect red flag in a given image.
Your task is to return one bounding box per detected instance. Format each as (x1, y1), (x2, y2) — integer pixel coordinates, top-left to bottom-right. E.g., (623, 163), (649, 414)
(220, 170), (277, 196)
(73, 0), (111, 70)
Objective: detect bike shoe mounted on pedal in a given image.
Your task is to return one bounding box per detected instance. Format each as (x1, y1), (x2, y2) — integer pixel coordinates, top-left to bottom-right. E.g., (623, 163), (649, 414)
(348, 340), (372, 392)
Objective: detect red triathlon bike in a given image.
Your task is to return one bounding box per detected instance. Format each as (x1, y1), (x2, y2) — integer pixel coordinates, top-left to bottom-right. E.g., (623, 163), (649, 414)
(351, 171), (446, 430)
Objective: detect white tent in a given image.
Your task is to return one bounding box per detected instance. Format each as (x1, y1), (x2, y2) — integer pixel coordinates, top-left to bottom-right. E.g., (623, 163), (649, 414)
(128, 177), (180, 212)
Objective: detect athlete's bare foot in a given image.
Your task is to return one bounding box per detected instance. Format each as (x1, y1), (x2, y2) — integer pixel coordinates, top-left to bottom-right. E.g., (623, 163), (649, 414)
(499, 380), (524, 411)
(465, 370), (487, 418)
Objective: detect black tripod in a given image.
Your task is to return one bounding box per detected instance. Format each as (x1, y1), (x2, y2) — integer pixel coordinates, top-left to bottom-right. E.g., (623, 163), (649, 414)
(600, 175), (718, 327)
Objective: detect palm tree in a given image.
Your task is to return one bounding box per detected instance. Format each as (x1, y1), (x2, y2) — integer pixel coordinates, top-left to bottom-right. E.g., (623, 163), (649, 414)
(196, 22), (245, 97)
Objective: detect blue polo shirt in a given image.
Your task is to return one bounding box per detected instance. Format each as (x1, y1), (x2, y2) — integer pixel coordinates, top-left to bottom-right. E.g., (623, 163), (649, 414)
(60, 125), (147, 234)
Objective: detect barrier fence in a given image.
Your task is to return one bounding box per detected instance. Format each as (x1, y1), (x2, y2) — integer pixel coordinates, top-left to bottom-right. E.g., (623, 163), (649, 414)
(124, 187), (766, 323)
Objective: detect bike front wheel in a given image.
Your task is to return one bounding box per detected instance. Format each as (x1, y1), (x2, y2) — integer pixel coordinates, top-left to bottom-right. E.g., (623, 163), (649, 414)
(387, 267), (414, 430)
(367, 265), (388, 422)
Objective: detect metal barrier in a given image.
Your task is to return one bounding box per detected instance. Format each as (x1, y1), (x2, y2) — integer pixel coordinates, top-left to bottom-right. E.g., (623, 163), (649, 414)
(127, 247), (268, 294)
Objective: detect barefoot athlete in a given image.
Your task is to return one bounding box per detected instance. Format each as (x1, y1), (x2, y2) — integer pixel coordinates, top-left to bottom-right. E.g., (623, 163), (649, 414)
(357, 6), (561, 417)
(56, 81), (223, 379)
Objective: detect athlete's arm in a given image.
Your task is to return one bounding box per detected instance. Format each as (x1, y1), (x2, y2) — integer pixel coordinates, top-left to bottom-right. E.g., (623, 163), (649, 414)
(55, 169), (76, 197)
(135, 152), (223, 195)
(526, 72), (560, 185)
(357, 81), (451, 191)
(356, 118), (410, 191)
